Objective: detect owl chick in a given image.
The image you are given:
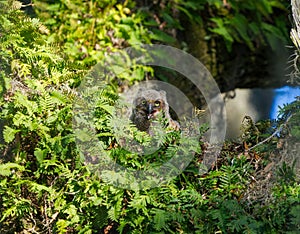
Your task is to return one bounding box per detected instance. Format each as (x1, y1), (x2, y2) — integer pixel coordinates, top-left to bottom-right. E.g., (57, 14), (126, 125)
(130, 89), (180, 133)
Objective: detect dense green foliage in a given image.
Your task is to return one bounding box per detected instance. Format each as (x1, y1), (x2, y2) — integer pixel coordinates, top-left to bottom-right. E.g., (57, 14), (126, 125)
(0, 0), (299, 233)
(206, 0), (289, 51)
(33, 0), (290, 64)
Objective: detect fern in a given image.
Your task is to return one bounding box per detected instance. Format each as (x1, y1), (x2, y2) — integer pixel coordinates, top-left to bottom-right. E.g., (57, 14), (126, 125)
(39, 90), (55, 113)
(10, 0), (22, 11)
(13, 92), (38, 116)
(0, 1), (298, 233)
(0, 162), (24, 176)
(152, 209), (168, 231)
(2, 126), (19, 143)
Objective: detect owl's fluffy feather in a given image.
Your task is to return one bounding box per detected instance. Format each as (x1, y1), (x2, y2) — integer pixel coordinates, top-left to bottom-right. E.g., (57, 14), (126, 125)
(130, 89), (180, 133)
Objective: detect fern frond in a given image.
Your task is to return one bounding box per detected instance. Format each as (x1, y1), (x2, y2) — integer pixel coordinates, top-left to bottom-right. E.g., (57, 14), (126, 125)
(14, 92), (38, 116)
(10, 1), (22, 10)
(24, 17), (49, 35)
(152, 209), (168, 231)
(3, 126), (19, 143)
(39, 91), (55, 112)
(50, 90), (69, 104)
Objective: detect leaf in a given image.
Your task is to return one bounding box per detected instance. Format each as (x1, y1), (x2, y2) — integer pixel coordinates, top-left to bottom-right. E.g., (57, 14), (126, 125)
(34, 148), (48, 164)
(39, 91), (55, 112)
(15, 93), (38, 116)
(182, 1), (202, 10)
(29, 180), (53, 193)
(210, 18), (234, 51)
(149, 29), (176, 43)
(13, 111), (29, 127)
(51, 90), (68, 104)
(254, 0), (273, 16)
(0, 163), (25, 176)
(3, 126), (19, 143)
(177, 6), (194, 20)
(153, 209), (168, 231)
(249, 22), (261, 36)
(46, 115), (58, 124)
(269, 0), (286, 10)
(231, 14), (254, 50)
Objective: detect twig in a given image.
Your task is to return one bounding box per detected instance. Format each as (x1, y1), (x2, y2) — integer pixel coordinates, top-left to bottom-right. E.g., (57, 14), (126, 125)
(246, 114), (294, 152)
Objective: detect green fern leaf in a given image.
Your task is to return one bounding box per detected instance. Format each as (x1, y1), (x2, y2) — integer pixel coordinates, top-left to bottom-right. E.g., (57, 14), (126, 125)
(14, 92), (38, 116)
(152, 209), (168, 231)
(3, 126), (19, 143)
(39, 91), (55, 112)
(0, 162), (25, 176)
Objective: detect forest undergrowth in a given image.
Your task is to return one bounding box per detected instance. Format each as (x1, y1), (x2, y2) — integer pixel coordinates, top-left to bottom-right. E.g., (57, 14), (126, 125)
(0, 0), (299, 233)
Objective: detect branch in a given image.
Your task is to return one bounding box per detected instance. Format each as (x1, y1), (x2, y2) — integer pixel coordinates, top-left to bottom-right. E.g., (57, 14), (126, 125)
(246, 114), (294, 152)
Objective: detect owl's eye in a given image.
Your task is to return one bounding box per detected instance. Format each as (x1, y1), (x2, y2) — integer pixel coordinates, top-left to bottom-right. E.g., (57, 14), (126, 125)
(141, 100), (147, 105)
(154, 100), (160, 107)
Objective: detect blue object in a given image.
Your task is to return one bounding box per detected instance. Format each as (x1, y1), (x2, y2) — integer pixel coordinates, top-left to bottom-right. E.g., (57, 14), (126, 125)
(270, 86), (300, 119)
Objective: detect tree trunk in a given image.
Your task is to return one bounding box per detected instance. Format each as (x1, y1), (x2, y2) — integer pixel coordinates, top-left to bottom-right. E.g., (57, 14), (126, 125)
(180, 20), (291, 92)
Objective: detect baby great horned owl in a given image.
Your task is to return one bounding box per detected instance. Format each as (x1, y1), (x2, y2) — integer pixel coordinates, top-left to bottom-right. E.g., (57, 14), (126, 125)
(130, 89), (180, 133)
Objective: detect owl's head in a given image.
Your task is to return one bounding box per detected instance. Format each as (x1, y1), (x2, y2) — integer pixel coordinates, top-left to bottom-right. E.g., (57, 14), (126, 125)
(133, 89), (169, 120)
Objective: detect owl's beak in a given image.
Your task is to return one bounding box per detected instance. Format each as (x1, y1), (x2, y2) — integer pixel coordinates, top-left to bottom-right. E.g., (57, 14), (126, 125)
(147, 103), (153, 119)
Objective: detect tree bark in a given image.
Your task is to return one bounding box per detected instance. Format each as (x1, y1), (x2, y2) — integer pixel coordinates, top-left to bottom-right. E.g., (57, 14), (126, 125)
(180, 20), (291, 92)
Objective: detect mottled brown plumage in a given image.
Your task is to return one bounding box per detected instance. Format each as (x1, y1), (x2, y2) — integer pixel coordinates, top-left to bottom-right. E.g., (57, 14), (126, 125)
(130, 89), (180, 134)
